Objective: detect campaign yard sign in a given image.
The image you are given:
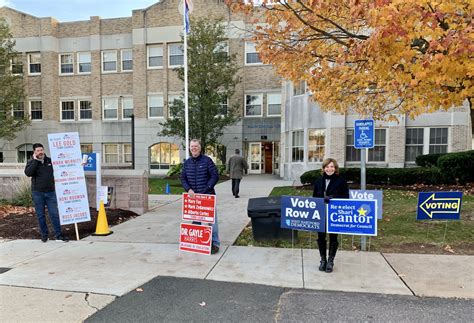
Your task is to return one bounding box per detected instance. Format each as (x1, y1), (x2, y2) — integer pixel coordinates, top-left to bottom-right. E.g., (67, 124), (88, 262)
(280, 196), (326, 232)
(327, 199), (378, 236)
(417, 192), (462, 220)
(350, 190), (383, 219)
(48, 132), (91, 225)
(182, 193), (216, 223)
(179, 223), (212, 255)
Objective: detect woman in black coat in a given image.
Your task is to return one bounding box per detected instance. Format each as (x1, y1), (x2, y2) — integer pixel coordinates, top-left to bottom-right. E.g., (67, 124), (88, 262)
(313, 158), (349, 273)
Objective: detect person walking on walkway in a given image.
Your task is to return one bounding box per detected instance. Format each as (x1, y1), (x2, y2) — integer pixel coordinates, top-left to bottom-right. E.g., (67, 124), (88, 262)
(313, 158), (348, 272)
(227, 149), (248, 198)
(24, 143), (68, 242)
(180, 139), (220, 254)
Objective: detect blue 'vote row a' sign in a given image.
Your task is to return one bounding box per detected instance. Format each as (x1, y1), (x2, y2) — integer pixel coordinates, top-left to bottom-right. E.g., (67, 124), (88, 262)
(280, 196), (378, 236)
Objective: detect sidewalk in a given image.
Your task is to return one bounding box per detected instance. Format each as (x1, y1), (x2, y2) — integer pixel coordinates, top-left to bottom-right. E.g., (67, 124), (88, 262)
(1, 175), (473, 322)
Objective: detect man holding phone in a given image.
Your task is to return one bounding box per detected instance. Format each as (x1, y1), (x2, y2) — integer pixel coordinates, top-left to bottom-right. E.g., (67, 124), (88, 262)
(24, 143), (68, 242)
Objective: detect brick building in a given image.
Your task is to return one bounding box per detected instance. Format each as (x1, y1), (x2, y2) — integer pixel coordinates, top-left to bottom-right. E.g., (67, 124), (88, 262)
(0, 0), (282, 175)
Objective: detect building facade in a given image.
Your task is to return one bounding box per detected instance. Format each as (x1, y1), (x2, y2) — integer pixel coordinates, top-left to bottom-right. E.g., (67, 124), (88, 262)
(280, 81), (472, 180)
(0, 0), (283, 175)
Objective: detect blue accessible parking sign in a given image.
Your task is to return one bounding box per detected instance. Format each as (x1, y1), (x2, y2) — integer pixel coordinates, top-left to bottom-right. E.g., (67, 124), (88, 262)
(327, 199), (378, 236)
(354, 119), (374, 149)
(280, 196), (326, 232)
(417, 192), (462, 220)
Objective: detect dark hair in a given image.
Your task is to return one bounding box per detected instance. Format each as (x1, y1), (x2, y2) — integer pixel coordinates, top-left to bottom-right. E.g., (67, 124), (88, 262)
(235, 149), (240, 154)
(321, 158), (340, 175)
(33, 143), (44, 150)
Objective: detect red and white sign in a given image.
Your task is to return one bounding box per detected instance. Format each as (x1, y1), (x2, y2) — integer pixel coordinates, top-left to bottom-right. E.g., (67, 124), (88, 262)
(179, 223), (212, 255)
(182, 193), (216, 223)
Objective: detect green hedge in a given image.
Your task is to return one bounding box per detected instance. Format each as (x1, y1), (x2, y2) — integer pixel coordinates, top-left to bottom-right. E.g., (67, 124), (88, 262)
(416, 153), (446, 167)
(437, 150), (474, 184)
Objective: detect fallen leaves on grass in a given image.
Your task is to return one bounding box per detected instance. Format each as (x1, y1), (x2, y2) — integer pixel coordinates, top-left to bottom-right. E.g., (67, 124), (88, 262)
(0, 205), (35, 218)
(443, 245), (456, 254)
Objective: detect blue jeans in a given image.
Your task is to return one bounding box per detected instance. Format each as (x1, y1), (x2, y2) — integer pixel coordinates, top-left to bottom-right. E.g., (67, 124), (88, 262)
(192, 211), (220, 247)
(32, 191), (62, 238)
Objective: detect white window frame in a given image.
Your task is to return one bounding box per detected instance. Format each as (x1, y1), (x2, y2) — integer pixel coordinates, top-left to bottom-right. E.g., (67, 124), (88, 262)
(28, 53), (41, 75)
(12, 102), (25, 120)
(11, 56), (23, 75)
(368, 128), (387, 162)
(405, 128), (424, 163)
(244, 93), (263, 117)
(78, 99), (92, 121)
(29, 99), (42, 121)
(291, 130), (304, 162)
(308, 129), (325, 162)
(429, 127), (448, 154)
(267, 92), (281, 116)
(59, 53), (74, 75)
(122, 96), (134, 120)
(346, 128), (387, 163)
(121, 49), (133, 72)
(77, 52), (91, 74)
(103, 144), (120, 164)
(167, 93), (182, 118)
(216, 96), (228, 118)
(245, 42), (263, 65)
(102, 50), (117, 73)
(60, 100), (75, 122)
(102, 97), (119, 120)
(147, 45), (164, 69)
(168, 43), (184, 68)
(123, 143), (132, 163)
(148, 94), (164, 119)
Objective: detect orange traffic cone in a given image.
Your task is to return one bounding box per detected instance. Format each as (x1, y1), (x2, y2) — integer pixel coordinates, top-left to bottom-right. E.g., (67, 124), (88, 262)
(92, 200), (113, 236)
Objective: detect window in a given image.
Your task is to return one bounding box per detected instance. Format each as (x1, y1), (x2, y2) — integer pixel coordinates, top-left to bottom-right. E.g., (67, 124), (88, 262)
(103, 144), (119, 163)
(61, 101), (75, 121)
(368, 129), (386, 162)
(77, 52), (91, 73)
(148, 45), (163, 68)
(217, 96), (228, 116)
(150, 142), (180, 169)
(79, 100), (92, 120)
(429, 128), (448, 154)
(245, 94), (263, 116)
(11, 56), (23, 74)
(214, 41), (228, 60)
(267, 93), (281, 116)
(81, 144), (93, 154)
(13, 102), (25, 119)
(59, 53), (73, 74)
(245, 42), (262, 64)
(121, 49), (133, 71)
(168, 43), (184, 67)
(292, 131), (304, 162)
(293, 80), (306, 96)
(308, 129), (325, 162)
(17, 144), (33, 163)
(123, 144), (132, 163)
(28, 53), (41, 74)
(167, 94), (181, 118)
(346, 129), (361, 162)
(122, 97), (133, 119)
(406, 128), (424, 162)
(102, 51), (117, 72)
(148, 95), (164, 118)
(30, 101), (42, 120)
(102, 98), (118, 120)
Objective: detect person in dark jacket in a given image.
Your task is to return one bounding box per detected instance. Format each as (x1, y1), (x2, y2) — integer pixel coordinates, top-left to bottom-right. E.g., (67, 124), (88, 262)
(180, 139), (220, 254)
(313, 158), (349, 273)
(227, 149), (248, 198)
(24, 143), (68, 242)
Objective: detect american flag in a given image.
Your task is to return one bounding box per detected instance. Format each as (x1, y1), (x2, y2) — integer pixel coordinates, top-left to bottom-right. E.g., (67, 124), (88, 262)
(185, 0), (192, 33)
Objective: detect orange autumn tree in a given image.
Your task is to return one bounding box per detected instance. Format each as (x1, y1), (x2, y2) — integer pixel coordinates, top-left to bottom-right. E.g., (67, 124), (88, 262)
(227, 0), (473, 120)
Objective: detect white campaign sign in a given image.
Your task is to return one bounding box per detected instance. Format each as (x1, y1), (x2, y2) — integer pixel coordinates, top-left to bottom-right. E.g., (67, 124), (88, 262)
(48, 132), (91, 225)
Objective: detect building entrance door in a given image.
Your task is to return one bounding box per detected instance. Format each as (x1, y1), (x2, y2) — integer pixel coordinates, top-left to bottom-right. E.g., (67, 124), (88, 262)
(248, 142), (262, 174)
(263, 142), (273, 174)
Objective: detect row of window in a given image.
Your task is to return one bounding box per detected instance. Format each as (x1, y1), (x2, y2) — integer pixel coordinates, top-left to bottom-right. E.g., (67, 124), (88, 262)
(290, 128), (448, 163)
(12, 92), (281, 121)
(9, 42), (264, 76)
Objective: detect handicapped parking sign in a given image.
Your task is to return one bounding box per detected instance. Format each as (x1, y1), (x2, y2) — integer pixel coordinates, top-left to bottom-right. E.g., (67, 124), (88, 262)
(417, 192), (462, 220)
(354, 119), (374, 149)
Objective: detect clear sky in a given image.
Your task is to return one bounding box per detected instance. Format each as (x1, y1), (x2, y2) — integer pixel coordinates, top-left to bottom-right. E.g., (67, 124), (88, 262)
(1, 0), (161, 22)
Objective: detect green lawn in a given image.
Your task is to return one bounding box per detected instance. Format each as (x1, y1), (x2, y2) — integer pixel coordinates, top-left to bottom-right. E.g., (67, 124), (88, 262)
(235, 186), (474, 254)
(148, 178), (185, 195)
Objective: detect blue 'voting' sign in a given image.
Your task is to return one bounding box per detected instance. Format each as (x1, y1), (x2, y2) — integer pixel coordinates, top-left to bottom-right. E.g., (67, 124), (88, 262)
(354, 119), (374, 149)
(350, 190), (383, 219)
(327, 199), (377, 236)
(417, 192), (462, 220)
(281, 196), (326, 232)
(82, 153), (96, 171)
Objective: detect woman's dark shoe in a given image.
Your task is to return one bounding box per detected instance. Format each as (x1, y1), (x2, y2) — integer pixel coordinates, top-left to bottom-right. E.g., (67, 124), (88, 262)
(325, 257), (334, 273)
(319, 258), (327, 271)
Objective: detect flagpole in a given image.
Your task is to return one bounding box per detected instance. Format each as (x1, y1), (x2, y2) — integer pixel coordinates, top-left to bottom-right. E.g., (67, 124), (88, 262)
(183, 0), (189, 159)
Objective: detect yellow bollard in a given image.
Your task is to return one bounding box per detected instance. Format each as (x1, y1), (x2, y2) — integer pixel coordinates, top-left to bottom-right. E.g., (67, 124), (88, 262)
(92, 200), (113, 236)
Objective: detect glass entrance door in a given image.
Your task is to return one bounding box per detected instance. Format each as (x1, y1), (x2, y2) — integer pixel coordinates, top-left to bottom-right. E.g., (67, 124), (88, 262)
(248, 142), (262, 174)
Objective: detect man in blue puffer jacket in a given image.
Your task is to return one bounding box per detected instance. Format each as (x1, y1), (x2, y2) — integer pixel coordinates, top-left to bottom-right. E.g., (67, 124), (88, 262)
(180, 139), (220, 254)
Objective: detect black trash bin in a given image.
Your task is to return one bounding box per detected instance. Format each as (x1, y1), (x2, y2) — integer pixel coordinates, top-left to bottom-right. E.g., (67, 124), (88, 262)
(247, 196), (298, 241)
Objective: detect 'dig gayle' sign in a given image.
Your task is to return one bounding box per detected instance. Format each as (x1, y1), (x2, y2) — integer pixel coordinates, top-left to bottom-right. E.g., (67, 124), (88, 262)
(280, 196), (326, 232)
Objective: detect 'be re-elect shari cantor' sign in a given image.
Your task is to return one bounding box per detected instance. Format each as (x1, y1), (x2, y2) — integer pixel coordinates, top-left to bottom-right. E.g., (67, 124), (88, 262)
(280, 196), (326, 232)
(327, 199), (377, 236)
